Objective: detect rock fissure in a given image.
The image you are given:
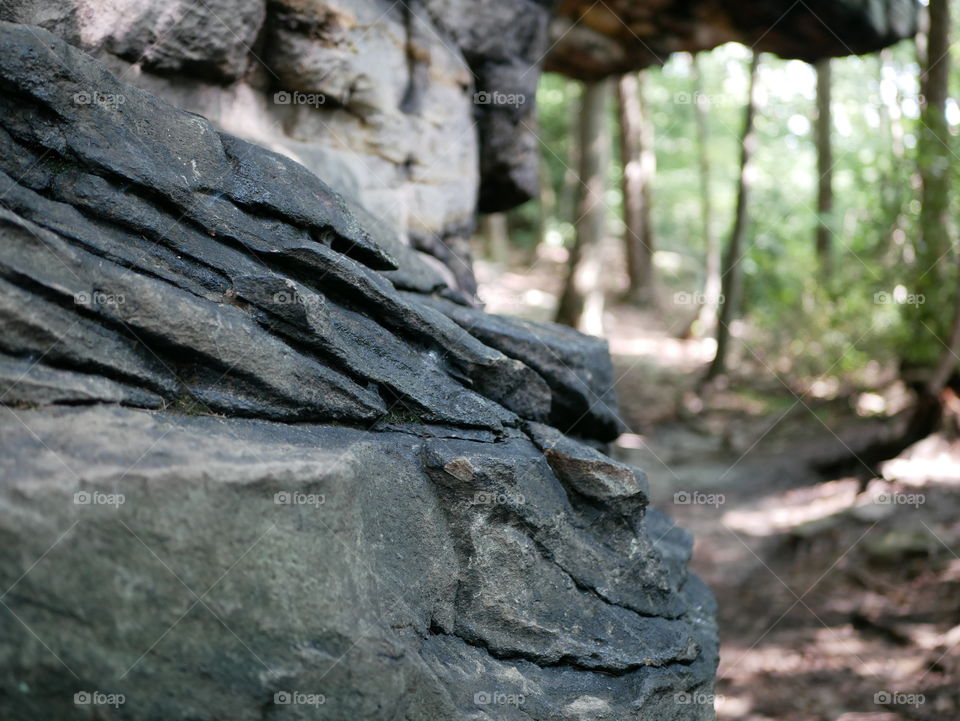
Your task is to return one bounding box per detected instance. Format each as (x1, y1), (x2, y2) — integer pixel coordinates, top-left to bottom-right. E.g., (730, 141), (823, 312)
(427, 621), (696, 677)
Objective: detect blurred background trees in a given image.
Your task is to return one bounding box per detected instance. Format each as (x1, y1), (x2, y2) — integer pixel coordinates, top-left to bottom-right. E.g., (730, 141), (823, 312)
(475, 0), (960, 426)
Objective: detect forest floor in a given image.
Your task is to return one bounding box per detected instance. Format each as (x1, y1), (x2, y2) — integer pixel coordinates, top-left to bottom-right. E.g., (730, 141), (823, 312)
(476, 256), (960, 721)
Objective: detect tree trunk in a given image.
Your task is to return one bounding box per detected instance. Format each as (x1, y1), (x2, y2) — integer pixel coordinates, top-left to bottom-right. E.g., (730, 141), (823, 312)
(559, 80), (581, 226)
(877, 50), (907, 257)
(538, 155), (557, 250)
(919, 0), (956, 392)
(693, 55), (721, 335)
(617, 71), (655, 305)
(705, 51), (761, 381)
(479, 213), (510, 265)
(556, 79), (610, 335)
(815, 58), (833, 278)
(888, 0), (957, 449)
(911, 0), (955, 368)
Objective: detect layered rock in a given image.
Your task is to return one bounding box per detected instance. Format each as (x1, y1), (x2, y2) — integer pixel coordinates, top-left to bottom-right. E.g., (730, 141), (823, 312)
(0, 24), (716, 720)
(0, 0), (553, 293)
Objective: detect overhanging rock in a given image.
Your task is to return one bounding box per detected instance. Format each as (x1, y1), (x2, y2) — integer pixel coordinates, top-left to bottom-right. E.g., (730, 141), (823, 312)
(546, 0), (919, 80)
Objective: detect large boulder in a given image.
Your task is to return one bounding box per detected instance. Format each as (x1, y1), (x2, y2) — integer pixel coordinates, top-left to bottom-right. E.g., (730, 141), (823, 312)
(0, 23), (717, 720)
(0, 405), (717, 721)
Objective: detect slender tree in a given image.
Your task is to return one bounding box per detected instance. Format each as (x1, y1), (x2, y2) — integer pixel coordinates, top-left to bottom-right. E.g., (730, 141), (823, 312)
(556, 79), (610, 335)
(877, 49), (908, 256)
(706, 51), (761, 381)
(617, 71), (656, 304)
(538, 155), (557, 249)
(693, 55), (721, 335)
(559, 80), (582, 226)
(889, 0), (958, 448)
(814, 58), (834, 278)
(479, 213), (510, 265)
(918, 0), (957, 398)
(905, 0), (955, 369)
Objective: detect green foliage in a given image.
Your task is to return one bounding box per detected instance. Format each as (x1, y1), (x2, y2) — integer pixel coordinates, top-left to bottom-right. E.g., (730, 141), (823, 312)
(689, 43), (934, 381)
(519, 34), (960, 384)
(487, 17), (960, 387)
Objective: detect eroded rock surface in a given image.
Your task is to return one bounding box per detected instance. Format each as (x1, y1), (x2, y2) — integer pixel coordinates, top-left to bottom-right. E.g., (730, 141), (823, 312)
(0, 405), (718, 720)
(0, 0), (553, 293)
(0, 23), (717, 720)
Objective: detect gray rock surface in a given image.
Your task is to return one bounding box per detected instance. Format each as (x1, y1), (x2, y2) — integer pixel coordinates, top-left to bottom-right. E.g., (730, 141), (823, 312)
(0, 0), (267, 81)
(0, 22), (718, 720)
(415, 294), (623, 440)
(0, 405), (717, 721)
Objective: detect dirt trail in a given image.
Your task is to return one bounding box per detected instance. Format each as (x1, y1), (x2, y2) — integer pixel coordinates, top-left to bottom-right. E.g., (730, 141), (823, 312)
(611, 347), (960, 721)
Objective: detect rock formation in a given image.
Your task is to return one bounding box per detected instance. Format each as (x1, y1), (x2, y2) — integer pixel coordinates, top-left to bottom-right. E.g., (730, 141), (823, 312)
(0, 21), (717, 721)
(0, 1), (917, 719)
(0, 0), (555, 294)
